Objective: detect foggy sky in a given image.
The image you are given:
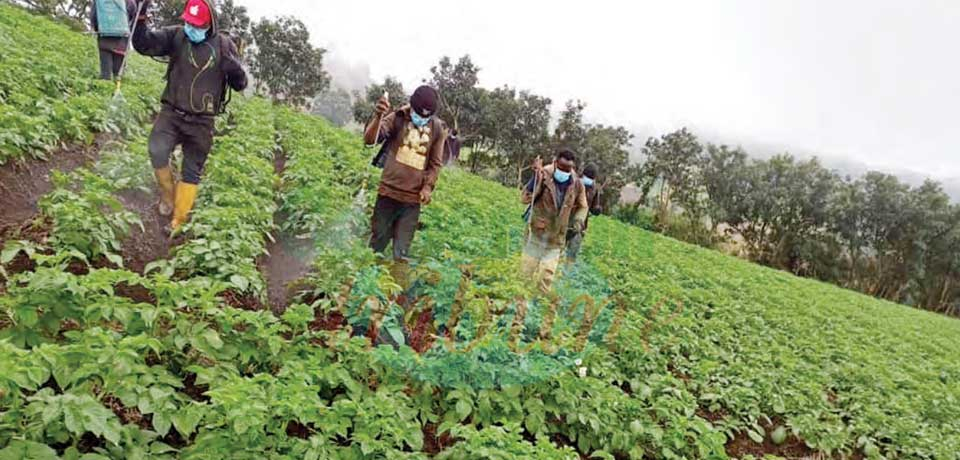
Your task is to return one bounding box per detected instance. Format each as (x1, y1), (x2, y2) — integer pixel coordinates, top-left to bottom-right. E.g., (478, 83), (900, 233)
(244, 0), (960, 181)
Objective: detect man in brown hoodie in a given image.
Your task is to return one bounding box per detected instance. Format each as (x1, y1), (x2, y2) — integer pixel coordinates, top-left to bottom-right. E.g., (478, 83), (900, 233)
(363, 86), (448, 262)
(521, 149), (589, 292)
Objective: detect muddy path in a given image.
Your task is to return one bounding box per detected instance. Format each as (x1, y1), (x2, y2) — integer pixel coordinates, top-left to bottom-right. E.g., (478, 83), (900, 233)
(117, 188), (171, 274)
(259, 149), (316, 313)
(262, 217), (315, 313)
(0, 135), (110, 236)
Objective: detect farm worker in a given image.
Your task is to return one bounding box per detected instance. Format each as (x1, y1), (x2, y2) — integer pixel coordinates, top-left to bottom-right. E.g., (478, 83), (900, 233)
(132, 0), (248, 233)
(89, 0), (138, 80)
(443, 128), (462, 166)
(521, 149), (588, 292)
(363, 86), (448, 268)
(564, 163), (603, 264)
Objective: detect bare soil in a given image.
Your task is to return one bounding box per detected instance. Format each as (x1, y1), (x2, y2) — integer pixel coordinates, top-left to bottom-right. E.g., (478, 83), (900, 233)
(724, 419), (824, 460)
(408, 306), (436, 353)
(116, 189), (171, 274)
(0, 218), (51, 284)
(286, 420), (313, 439)
(180, 373), (210, 402)
(221, 289), (265, 311)
(309, 309), (346, 332)
(0, 136), (107, 231)
(725, 432), (814, 459)
(103, 394), (152, 431)
(115, 281), (157, 305)
(259, 148), (316, 313)
(262, 223), (315, 313)
(422, 422), (456, 455)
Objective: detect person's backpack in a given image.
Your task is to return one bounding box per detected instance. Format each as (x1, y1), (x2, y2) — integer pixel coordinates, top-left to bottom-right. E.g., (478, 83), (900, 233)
(95, 0), (130, 38)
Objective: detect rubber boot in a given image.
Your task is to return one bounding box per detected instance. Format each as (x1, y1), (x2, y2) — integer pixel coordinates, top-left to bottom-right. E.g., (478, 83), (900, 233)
(154, 167), (176, 216)
(170, 182), (199, 231)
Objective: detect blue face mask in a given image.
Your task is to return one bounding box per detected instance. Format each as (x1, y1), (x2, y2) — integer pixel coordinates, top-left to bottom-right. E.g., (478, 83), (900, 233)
(553, 169), (572, 184)
(582, 177), (595, 187)
(184, 23), (209, 43)
(410, 111), (431, 128)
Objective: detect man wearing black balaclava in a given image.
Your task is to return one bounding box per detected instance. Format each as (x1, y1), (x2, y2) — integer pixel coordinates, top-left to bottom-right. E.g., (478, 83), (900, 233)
(363, 85), (448, 265)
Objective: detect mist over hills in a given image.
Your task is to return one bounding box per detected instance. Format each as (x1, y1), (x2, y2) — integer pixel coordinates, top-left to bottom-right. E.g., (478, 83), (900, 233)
(711, 135), (960, 203)
(624, 123), (960, 203)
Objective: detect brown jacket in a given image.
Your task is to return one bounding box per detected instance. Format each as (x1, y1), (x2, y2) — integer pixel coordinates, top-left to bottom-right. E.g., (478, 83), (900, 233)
(377, 106), (447, 204)
(522, 165), (589, 248)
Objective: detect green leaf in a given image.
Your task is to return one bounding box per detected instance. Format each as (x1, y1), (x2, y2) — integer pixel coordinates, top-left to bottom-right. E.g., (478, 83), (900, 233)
(747, 429), (764, 444)
(455, 399), (472, 421)
(1, 246), (22, 264)
(172, 407), (202, 437)
(79, 454), (111, 460)
(0, 440), (59, 460)
(230, 274), (249, 292)
(202, 328), (224, 350)
(771, 426), (787, 445)
(153, 411), (172, 437)
(105, 253), (124, 268)
(18, 307), (39, 327)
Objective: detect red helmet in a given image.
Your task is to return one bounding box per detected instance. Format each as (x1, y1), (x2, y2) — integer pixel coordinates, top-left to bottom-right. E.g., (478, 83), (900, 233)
(182, 0), (212, 28)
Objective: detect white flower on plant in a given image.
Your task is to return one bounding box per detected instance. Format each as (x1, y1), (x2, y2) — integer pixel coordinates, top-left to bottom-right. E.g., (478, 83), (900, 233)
(578, 367), (588, 378)
(574, 358), (582, 366)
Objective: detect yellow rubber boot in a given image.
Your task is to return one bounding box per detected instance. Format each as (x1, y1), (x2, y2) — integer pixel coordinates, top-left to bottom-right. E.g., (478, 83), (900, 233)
(170, 182), (199, 231)
(154, 167), (176, 216)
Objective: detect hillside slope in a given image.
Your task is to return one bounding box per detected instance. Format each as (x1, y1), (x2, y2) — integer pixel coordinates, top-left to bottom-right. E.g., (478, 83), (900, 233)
(1, 5), (960, 460)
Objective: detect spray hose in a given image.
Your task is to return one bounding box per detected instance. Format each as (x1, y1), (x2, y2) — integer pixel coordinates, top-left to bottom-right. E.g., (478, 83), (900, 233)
(113, 0), (148, 97)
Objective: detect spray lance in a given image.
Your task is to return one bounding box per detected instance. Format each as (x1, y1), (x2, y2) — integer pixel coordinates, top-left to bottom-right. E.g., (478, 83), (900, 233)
(375, 90), (389, 140)
(370, 91), (390, 168)
(522, 155), (543, 224)
(113, 0), (149, 99)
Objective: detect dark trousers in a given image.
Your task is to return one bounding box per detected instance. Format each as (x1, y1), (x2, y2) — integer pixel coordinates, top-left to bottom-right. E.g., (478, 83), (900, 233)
(148, 107), (215, 184)
(565, 229), (584, 262)
(370, 194), (421, 260)
(98, 49), (123, 80)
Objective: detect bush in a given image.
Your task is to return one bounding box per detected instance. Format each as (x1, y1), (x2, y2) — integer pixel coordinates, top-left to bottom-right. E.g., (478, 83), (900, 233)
(612, 204), (655, 231)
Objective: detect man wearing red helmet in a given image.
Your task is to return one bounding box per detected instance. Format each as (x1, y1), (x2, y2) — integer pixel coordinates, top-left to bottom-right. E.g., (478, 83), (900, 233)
(363, 86), (448, 265)
(132, 0), (248, 233)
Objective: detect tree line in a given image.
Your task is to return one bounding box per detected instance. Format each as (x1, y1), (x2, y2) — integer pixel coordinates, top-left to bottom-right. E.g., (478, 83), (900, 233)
(15, 0), (331, 107)
(628, 128), (960, 316)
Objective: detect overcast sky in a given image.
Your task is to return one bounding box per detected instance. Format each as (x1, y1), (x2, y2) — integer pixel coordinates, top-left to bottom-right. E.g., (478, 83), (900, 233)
(245, 0), (960, 179)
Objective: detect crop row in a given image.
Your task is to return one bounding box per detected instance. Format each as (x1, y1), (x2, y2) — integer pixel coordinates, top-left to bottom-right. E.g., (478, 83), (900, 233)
(274, 108), (379, 296)
(151, 99), (278, 300)
(271, 113), (734, 459)
(0, 4), (162, 163)
(582, 215), (960, 458)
